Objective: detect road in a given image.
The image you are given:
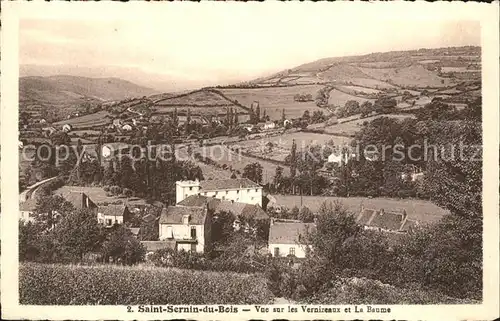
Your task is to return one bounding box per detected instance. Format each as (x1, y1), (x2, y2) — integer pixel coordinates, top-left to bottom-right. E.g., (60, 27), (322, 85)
(19, 176), (58, 202)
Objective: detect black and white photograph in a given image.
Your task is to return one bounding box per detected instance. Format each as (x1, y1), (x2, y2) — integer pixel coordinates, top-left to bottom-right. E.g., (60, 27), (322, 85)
(1, 2), (499, 320)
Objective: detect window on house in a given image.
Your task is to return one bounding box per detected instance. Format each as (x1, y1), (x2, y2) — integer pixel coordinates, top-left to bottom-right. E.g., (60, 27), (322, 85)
(274, 247), (280, 257)
(204, 192), (207, 196)
(215, 191), (218, 195)
(255, 189), (258, 192)
(226, 190), (228, 194)
(183, 215), (190, 225)
(289, 247), (295, 256)
(106, 219), (112, 226)
(236, 190), (239, 194)
(189, 187), (193, 191)
(166, 226), (173, 238)
(247, 189), (250, 193)
(191, 226), (197, 239)
(251, 197), (254, 201)
(222, 196), (225, 200)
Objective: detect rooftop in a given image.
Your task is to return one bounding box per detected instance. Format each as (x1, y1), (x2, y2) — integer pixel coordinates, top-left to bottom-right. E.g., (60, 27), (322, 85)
(269, 222), (316, 245)
(99, 204), (128, 217)
(179, 194), (269, 220)
(199, 178), (261, 191)
(159, 206), (207, 225)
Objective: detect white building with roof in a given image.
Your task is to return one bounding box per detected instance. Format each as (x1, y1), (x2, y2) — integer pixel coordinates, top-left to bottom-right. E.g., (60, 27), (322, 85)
(175, 178), (263, 206)
(268, 221), (315, 258)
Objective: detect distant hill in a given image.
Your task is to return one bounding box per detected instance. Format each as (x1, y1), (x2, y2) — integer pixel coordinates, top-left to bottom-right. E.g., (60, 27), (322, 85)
(19, 75), (158, 121)
(218, 46), (481, 120)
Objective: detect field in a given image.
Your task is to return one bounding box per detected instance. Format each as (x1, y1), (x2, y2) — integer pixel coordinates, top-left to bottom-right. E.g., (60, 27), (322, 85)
(271, 195), (449, 224)
(219, 85), (327, 120)
(338, 85), (381, 95)
(153, 105), (247, 117)
(53, 110), (112, 129)
(327, 88), (375, 107)
(324, 114), (416, 136)
(195, 145), (290, 184)
(55, 185), (128, 205)
(277, 131), (350, 149)
(358, 65), (454, 88)
(155, 90), (232, 106)
(20, 263), (273, 305)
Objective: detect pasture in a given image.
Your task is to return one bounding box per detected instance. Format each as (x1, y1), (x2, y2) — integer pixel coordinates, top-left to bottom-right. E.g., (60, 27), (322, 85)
(324, 114), (416, 136)
(271, 195), (449, 224)
(155, 90), (232, 106)
(219, 85), (327, 120)
(358, 65), (454, 88)
(153, 105), (247, 117)
(327, 89), (374, 107)
(338, 85), (381, 95)
(53, 110), (112, 129)
(194, 145), (290, 184)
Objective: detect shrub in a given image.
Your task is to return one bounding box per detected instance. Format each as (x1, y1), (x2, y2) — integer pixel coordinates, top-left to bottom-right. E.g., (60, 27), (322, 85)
(103, 186), (110, 192)
(20, 263), (273, 305)
(110, 185), (122, 195)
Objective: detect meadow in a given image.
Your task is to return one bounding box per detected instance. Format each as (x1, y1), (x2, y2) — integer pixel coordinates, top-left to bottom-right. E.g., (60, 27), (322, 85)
(327, 88), (375, 107)
(272, 195), (449, 224)
(358, 65), (454, 88)
(195, 145), (290, 184)
(20, 263), (273, 305)
(155, 90), (233, 106)
(324, 114), (415, 136)
(53, 110), (112, 129)
(219, 85), (327, 120)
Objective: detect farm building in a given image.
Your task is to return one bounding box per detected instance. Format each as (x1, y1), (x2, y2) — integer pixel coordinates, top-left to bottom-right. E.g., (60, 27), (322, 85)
(175, 178), (263, 207)
(158, 205), (212, 253)
(268, 220), (315, 258)
(355, 206), (418, 233)
(97, 204), (131, 227)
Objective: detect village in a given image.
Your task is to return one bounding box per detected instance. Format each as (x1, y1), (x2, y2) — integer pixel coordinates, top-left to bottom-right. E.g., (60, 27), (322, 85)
(19, 176), (425, 261)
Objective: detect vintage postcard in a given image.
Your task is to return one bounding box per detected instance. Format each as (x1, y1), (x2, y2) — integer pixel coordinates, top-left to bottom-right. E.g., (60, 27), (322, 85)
(1, 1), (499, 320)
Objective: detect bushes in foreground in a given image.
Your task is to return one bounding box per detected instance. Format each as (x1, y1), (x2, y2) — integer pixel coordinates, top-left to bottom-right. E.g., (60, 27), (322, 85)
(20, 263), (273, 305)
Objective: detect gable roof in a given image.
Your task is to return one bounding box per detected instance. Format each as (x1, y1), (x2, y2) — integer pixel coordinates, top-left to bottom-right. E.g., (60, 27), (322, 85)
(269, 222), (316, 244)
(99, 204), (128, 217)
(369, 210), (405, 231)
(65, 192), (96, 209)
(177, 194), (221, 210)
(179, 195), (269, 221)
(199, 178), (260, 191)
(159, 206), (207, 225)
(356, 208), (418, 232)
(20, 199), (37, 212)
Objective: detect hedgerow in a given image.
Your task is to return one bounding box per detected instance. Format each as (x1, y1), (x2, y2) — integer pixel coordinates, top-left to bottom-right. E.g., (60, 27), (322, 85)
(20, 263), (273, 305)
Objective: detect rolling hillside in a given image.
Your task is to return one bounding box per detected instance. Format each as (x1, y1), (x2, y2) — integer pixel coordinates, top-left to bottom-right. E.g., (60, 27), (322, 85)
(19, 75), (158, 121)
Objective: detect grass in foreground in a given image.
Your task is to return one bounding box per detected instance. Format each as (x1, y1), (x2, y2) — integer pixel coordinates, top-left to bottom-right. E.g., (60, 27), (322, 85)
(20, 263), (273, 305)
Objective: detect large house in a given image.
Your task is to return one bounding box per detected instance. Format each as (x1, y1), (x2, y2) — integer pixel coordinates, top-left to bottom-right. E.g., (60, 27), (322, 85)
(158, 205), (212, 253)
(176, 178), (263, 207)
(268, 221), (315, 258)
(97, 204), (131, 227)
(355, 207), (418, 233)
(178, 194), (269, 233)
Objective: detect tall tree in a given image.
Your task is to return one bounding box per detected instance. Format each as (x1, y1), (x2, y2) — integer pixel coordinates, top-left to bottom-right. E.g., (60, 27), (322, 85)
(290, 139), (297, 178)
(255, 103), (261, 123)
(242, 162), (263, 184)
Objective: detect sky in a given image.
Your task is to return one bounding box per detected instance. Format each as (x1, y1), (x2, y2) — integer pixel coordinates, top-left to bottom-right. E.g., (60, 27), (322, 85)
(18, 4), (481, 90)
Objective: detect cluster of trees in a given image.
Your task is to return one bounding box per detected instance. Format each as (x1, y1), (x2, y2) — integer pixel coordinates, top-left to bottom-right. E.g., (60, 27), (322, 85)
(267, 205), (315, 223)
(301, 110), (327, 124)
(293, 93), (313, 102)
(20, 196), (146, 265)
(315, 86), (334, 107)
(248, 103), (270, 124)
